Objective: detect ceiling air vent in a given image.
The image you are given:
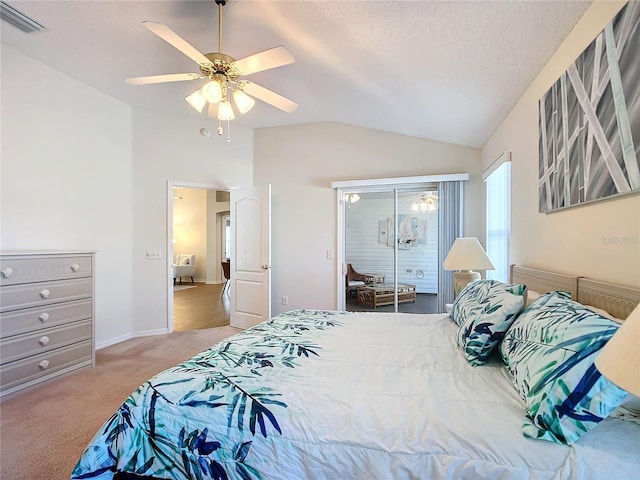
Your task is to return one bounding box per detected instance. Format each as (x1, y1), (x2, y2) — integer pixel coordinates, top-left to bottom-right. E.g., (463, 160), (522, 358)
(0, 1), (46, 33)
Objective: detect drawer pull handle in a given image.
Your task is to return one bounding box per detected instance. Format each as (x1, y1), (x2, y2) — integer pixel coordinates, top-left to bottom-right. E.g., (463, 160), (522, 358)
(39, 360), (50, 370)
(39, 313), (50, 322)
(70, 263), (80, 272)
(1, 268), (13, 278)
(40, 289), (50, 299)
(39, 336), (50, 346)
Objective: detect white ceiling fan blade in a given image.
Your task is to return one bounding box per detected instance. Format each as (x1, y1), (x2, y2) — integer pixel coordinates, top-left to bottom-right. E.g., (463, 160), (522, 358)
(242, 82), (298, 113)
(125, 73), (202, 85)
(232, 46), (295, 76)
(142, 21), (211, 66)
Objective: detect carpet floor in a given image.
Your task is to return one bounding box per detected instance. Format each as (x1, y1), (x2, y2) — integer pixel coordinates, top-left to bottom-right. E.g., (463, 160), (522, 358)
(0, 325), (240, 480)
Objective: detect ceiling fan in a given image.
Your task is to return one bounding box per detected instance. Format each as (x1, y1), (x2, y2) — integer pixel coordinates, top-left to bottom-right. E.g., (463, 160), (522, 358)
(125, 0), (297, 136)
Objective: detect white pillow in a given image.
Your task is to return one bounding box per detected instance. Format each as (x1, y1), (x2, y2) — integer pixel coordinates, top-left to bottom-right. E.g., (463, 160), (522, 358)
(583, 304), (623, 323)
(611, 395), (640, 425)
(525, 290), (542, 306)
(179, 256), (190, 265)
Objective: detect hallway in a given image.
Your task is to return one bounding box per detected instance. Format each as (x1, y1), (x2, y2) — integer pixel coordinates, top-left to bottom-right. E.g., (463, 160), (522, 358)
(173, 283), (230, 331)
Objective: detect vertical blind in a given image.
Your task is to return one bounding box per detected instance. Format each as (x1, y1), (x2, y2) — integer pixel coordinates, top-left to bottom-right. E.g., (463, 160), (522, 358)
(437, 180), (464, 312)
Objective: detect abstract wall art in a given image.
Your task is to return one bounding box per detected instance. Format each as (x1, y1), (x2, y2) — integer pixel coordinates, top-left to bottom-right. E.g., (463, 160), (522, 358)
(538, 2), (640, 212)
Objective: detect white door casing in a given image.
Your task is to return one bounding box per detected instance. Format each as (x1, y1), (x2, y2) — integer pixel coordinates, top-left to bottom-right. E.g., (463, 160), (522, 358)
(230, 185), (271, 328)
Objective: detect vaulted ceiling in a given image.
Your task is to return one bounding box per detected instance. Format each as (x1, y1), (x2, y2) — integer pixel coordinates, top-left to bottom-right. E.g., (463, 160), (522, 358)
(1, 1), (590, 147)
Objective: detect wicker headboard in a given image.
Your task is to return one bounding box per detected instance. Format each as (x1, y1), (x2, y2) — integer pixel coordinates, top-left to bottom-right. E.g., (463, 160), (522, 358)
(510, 265), (640, 321)
(510, 265), (578, 300)
(577, 278), (640, 320)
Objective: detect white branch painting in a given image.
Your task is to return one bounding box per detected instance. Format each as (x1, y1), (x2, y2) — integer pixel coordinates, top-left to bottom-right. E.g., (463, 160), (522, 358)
(538, 2), (640, 213)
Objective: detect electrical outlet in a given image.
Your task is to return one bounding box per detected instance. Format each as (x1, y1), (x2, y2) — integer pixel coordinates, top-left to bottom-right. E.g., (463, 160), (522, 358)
(282, 296), (288, 305)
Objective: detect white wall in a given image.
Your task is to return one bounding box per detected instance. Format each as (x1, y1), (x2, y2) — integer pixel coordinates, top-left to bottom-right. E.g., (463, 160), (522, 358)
(482, 1), (640, 288)
(131, 108), (253, 336)
(206, 191), (230, 284)
(0, 45), (134, 345)
(1, 45), (254, 347)
(254, 122), (482, 314)
(173, 187), (207, 281)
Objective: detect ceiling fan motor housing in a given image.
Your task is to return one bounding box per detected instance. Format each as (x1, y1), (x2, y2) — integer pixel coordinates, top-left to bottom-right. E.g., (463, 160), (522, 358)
(201, 52), (239, 81)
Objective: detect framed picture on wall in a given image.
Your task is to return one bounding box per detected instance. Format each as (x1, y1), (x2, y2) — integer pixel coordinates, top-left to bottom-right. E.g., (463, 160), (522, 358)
(538, 2), (640, 212)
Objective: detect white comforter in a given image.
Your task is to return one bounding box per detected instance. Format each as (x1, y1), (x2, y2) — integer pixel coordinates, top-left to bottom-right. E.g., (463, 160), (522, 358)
(73, 310), (640, 480)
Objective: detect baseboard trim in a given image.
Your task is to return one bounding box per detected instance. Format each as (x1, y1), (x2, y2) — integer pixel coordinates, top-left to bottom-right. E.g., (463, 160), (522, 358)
(96, 328), (170, 350)
(96, 333), (134, 350)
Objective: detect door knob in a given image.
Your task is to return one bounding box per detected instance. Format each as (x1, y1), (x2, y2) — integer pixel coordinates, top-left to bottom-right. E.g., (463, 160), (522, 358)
(40, 289), (50, 299)
(39, 336), (50, 346)
(39, 360), (50, 370)
(261, 264), (271, 270)
(39, 313), (50, 322)
(70, 263), (80, 272)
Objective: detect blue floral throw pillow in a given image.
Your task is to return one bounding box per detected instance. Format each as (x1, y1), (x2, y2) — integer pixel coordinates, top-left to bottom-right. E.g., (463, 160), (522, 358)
(452, 280), (527, 366)
(499, 291), (628, 445)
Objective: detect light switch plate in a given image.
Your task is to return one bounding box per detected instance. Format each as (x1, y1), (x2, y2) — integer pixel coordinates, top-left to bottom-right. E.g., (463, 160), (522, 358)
(146, 250), (161, 260)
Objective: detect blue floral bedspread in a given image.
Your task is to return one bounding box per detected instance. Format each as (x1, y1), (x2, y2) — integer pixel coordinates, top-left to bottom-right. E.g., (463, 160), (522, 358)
(72, 310), (640, 480)
(72, 310), (343, 480)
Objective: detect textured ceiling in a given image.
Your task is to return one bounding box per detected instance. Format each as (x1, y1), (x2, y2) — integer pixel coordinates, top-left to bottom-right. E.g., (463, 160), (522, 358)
(1, 1), (591, 148)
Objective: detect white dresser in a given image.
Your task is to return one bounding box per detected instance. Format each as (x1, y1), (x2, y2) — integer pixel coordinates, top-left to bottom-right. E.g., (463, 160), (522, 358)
(0, 251), (95, 398)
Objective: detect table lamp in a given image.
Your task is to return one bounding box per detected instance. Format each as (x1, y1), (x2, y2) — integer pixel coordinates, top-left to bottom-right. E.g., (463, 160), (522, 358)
(443, 237), (495, 296)
(595, 303), (640, 397)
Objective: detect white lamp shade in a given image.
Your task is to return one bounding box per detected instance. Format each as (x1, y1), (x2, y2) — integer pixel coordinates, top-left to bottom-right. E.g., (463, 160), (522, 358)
(595, 303), (640, 396)
(185, 89), (206, 113)
(443, 237), (495, 271)
(233, 89), (255, 114)
(217, 101), (235, 121)
(202, 80), (222, 103)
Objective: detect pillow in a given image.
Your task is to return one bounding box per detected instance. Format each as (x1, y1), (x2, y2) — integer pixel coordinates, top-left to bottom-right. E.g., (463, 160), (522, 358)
(525, 290), (542, 306)
(452, 279), (527, 366)
(611, 395), (640, 425)
(179, 256), (190, 265)
(583, 304), (623, 323)
(499, 291), (628, 444)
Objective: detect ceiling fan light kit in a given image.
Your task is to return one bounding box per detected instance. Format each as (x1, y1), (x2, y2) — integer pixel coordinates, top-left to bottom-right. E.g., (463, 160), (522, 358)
(185, 90), (206, 113)
(125, 0), (297, 141)
(412, 194), (438, 213)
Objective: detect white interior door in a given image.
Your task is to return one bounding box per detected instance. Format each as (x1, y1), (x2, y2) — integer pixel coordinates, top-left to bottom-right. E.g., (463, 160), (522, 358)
(230, 185), (271, 328)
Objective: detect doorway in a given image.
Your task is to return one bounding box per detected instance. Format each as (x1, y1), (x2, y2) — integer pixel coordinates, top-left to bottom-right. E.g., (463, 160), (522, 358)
(167, 182), (231, 332)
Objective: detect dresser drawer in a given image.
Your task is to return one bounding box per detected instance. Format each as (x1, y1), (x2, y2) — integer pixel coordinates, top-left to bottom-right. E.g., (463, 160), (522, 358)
(1, 319), (92, 364)
(0, 299), (92, 338)
(0, 255), (92, 286)
(0, 278), (92, 313)
(0, 341), (92, 392)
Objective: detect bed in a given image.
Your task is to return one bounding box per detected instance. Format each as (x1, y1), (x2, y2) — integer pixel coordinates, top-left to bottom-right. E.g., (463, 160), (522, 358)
(72, 266), (640, 480)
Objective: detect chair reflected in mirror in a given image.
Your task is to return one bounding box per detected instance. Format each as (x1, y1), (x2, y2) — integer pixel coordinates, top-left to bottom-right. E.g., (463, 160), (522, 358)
(221, 261), (230, 297)
(346, 263), (367, 297)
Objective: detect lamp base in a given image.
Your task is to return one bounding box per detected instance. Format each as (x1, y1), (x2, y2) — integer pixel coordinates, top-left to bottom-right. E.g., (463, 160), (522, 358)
(453, 270), (481, 297)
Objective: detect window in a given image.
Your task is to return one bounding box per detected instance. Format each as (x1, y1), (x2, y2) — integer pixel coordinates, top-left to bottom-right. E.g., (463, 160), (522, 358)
(484, 158), (511, 282)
